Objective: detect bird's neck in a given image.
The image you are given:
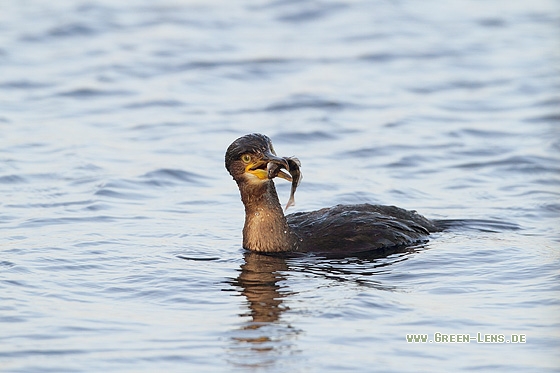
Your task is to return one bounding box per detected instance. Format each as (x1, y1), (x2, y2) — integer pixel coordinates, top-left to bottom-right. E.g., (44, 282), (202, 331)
(239, 180), (295, 252)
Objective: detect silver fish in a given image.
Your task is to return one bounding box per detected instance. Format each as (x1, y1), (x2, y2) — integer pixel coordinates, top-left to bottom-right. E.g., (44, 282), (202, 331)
(266, 156), (302, 210)
(284, 157), (301, 210)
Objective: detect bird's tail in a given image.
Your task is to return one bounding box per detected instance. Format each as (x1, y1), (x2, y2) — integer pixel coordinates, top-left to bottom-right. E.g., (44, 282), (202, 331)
(433, 219), (521, 233)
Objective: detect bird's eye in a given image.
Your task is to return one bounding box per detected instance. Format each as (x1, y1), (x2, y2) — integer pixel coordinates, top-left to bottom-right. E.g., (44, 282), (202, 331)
(241, 154), (251, 163)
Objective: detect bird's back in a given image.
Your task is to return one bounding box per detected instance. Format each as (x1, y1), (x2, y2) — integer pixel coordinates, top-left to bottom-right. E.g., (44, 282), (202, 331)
(286, 203), (439, 255)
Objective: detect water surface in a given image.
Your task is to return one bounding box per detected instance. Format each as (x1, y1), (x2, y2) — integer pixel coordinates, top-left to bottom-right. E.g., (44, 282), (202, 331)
(1, 0), (559, 372)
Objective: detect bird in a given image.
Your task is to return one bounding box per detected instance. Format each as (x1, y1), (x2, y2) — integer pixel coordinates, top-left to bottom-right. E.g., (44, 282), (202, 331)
(225, 133), (441, 256)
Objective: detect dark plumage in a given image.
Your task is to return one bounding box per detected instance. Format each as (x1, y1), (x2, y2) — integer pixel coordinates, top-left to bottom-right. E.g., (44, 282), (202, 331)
(225, 133), (440, 256)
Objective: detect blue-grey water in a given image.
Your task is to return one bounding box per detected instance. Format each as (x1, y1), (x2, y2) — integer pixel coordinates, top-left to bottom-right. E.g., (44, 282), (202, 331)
(1, 0), (559, 372)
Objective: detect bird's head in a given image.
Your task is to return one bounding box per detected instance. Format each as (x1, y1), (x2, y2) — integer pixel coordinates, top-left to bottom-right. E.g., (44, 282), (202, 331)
(225, 133), (291, 184)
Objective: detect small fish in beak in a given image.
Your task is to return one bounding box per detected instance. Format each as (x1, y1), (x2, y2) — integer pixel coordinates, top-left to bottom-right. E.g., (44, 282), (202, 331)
(267, 156), (302, 210)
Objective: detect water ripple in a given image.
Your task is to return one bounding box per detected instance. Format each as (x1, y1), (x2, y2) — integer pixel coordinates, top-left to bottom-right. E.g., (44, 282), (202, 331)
(0, 175), (27, 184)
(141, 169), (206, 186)
(56, 88), (134, 99)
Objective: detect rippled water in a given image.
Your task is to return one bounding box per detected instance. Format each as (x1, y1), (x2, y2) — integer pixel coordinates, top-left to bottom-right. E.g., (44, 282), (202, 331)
(1, 0), (559, 372)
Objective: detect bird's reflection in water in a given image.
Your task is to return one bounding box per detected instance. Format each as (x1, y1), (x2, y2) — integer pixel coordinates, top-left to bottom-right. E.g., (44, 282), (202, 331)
(236, 252), (290, 324)
(227, 251), (299, 368)
(226, 245), (427, 368)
